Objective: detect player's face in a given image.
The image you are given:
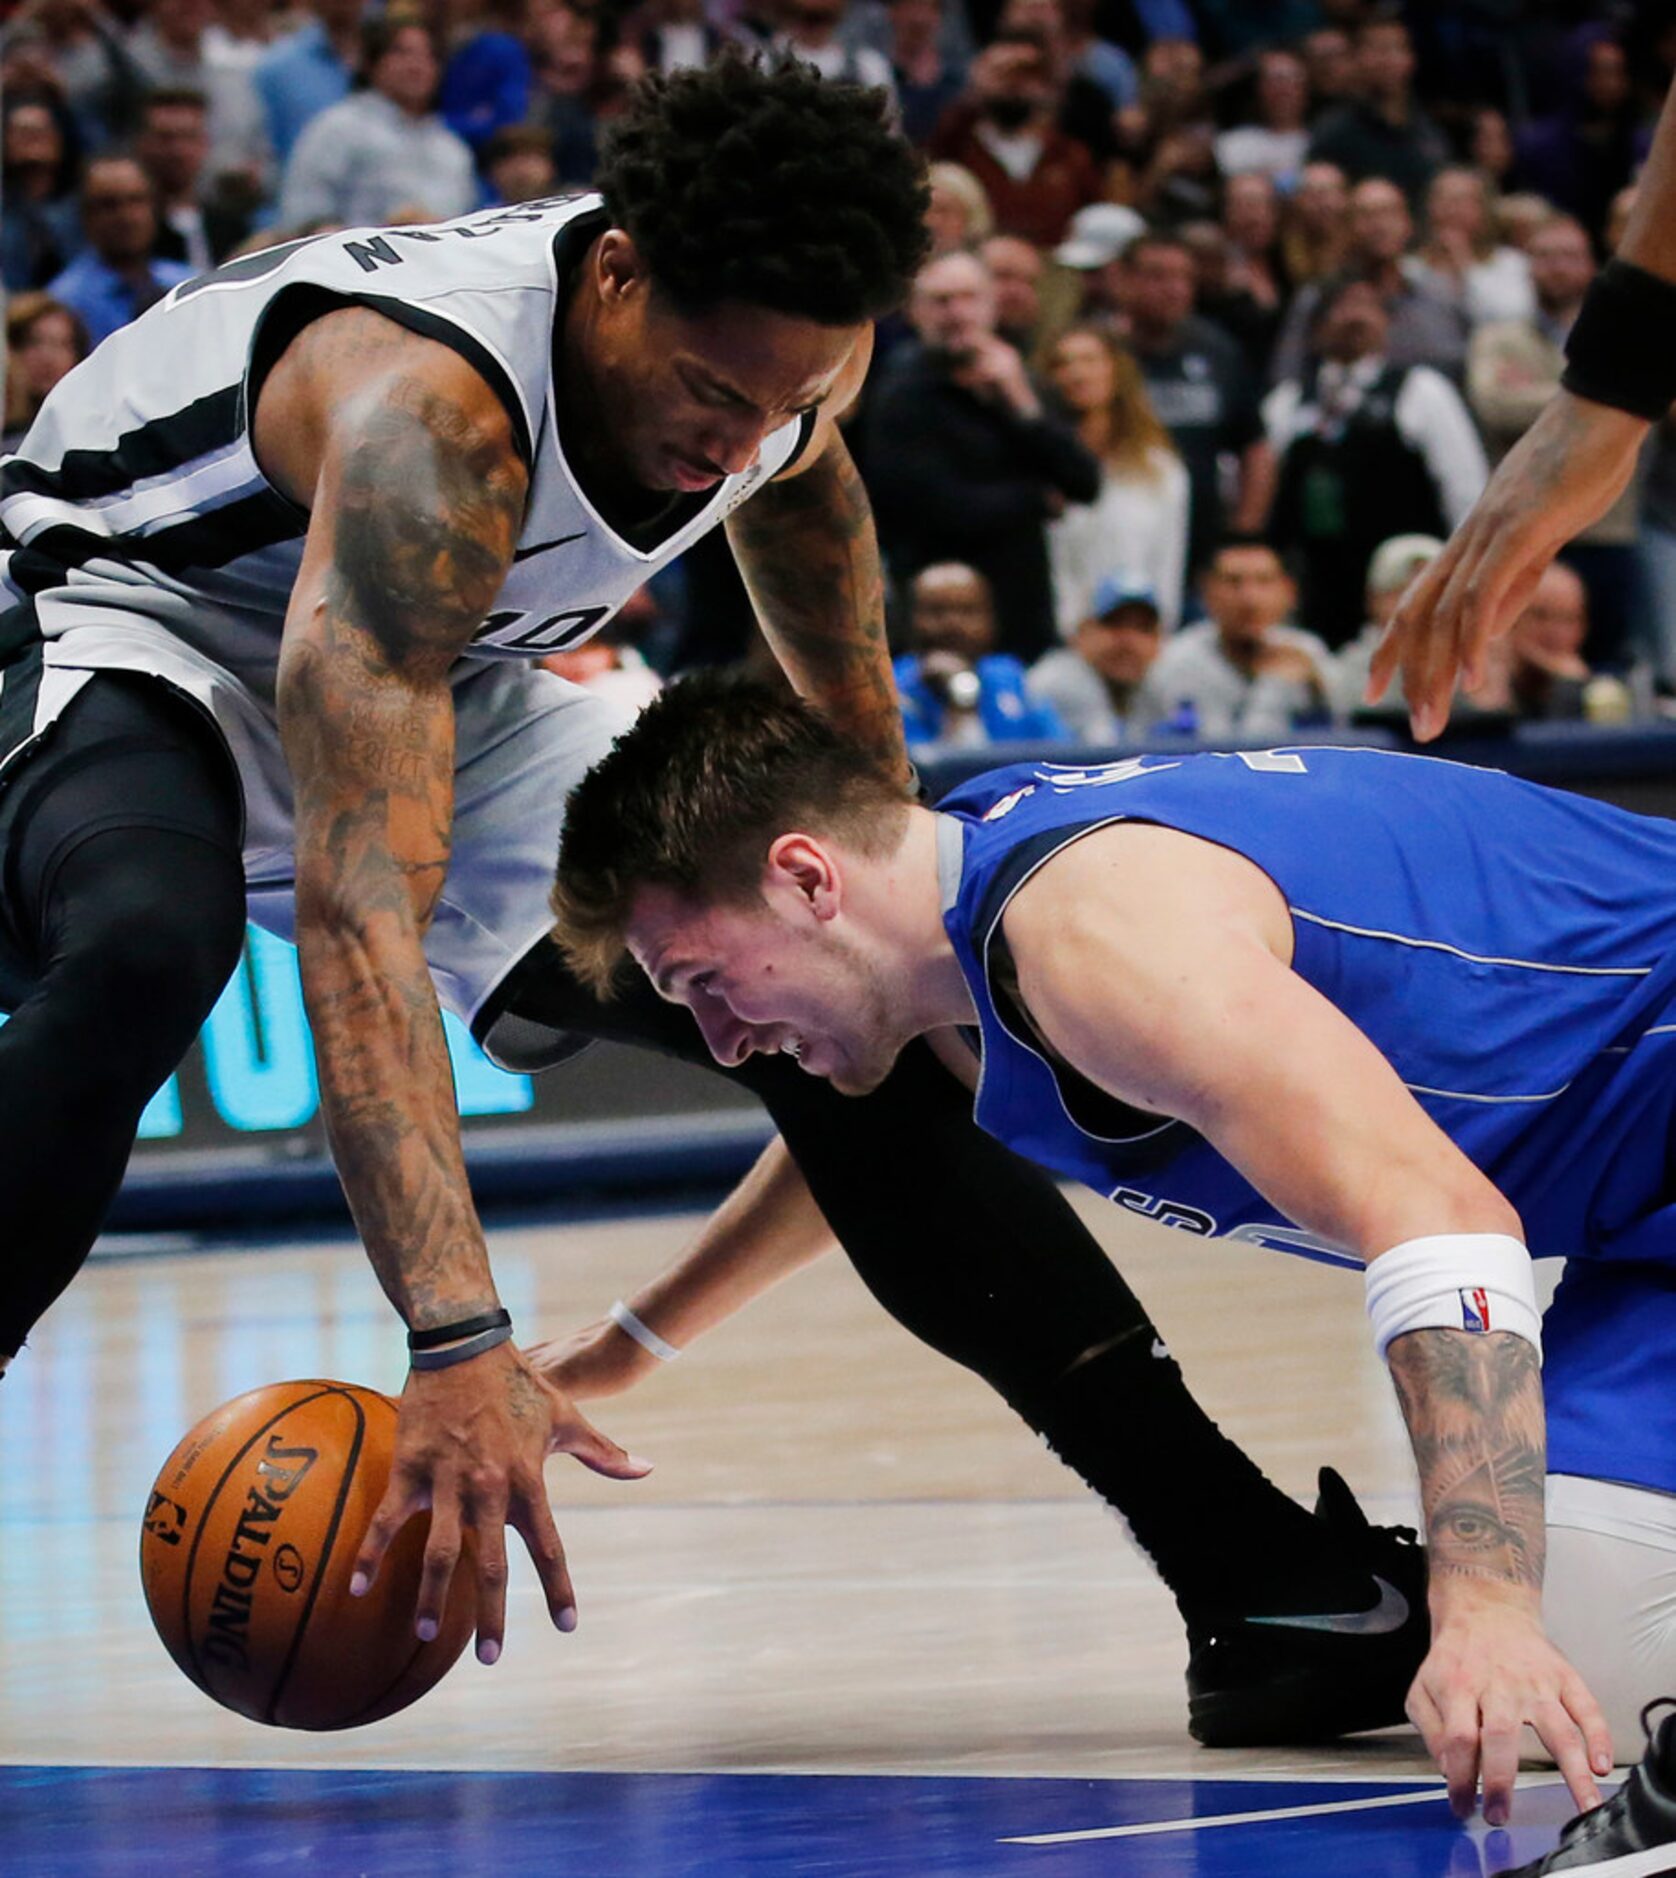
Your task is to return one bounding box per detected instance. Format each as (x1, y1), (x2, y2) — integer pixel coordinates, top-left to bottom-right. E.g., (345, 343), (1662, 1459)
(591, 238), (862, 494)
(628, 884), (906, 1095)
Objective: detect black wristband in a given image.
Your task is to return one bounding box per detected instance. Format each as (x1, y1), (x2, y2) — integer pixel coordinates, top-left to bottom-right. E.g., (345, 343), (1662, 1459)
(1561, 257), (1676, 423)
(407, 1308), (511, 1353)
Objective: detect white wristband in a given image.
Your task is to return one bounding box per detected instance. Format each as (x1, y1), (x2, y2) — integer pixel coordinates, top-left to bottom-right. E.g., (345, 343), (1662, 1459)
(609, 1299), (682, 1362)
(1365, 1233), (1542, 1364)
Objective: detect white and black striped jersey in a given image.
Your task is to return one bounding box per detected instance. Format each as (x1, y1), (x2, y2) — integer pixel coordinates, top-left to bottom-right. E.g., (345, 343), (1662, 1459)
(0, 192), (812, 703)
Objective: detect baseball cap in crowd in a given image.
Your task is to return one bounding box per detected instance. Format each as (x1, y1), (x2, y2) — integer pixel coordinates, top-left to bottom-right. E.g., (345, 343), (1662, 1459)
(1366, 533), (1444, 597)
(1054, 203), (1148, 270)
(1089, 572), (1161, 620)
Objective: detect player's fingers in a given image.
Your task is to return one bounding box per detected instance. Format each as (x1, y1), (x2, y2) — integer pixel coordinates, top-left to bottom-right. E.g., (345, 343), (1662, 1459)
(1533, 1696), (1603, 1818)
(556, 1407), (653, 1481)
(350, 1469), (424, 1597)
(1436, 1697), (1485, 1819)
(510, 1482), (577, 1634)
(470, 1515), (510, 1666)
(1477, 1703), (1522, 1827)
(414, 1493), (465, 1644)
(1564, 1670), (1617, 1785)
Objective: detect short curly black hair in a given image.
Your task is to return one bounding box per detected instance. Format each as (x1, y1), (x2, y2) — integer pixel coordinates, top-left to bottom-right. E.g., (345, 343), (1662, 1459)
(596, 50), (931, 325)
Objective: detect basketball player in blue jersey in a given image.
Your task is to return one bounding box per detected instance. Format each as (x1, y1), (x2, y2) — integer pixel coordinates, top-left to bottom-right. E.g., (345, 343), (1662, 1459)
(550, 671), (1676, 1859)
(0, 55), (1431, 1741)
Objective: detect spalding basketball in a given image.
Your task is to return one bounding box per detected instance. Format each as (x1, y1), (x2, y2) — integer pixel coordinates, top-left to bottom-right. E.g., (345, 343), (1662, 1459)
(140, 1379), (477, 1729)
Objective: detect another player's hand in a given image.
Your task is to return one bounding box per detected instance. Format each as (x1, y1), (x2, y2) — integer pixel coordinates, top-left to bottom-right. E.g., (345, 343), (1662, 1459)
(524, 1316), (661, 1403)
(350, 1340), (652, 1662)
(1370, 391), (1647, 741)
(1406, 1586), (1613, 1824)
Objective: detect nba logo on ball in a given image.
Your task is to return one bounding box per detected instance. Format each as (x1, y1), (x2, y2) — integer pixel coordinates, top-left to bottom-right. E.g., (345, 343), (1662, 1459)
(1460, 1288), (1492, 1333)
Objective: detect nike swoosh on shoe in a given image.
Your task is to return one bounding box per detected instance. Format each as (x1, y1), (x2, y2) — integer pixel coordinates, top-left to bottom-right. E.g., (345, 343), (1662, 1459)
(1244, 1576), (1411, 1636)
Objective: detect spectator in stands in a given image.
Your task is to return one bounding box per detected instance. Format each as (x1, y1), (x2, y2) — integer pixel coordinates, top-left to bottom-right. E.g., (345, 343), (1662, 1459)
(1279, 158), (1350, 289)
(47, 154), (195, 346)
(439, 0), (533, 153)
(1044, 323), (1189, 632)
(1, 97), (83, 292)
(480, 124), (556, 205)
(634, 0), (731, 77)
(1307, 16), (1449, 203)
(1333, 530), (1443, 720)
(2, 0), (145, 154)
(1467, 213), (1641, 668)
(929, 26), (1101, 246)
(1047, 199), (1144, 332)
(1215, 171), (1285, 353)
(775, 0), (895, 99)
(1468, 105), (1516, 194)
(1264, 273), (1486, 647)
(1270, 177), (1468, 386)
(1118, 230), (1273, 584)
(1151, 535), (1335, 739)
(923, 160), (994, 254)
(2, 292), (89, 451)
(1471, 563), (1598, 723)
(1215, 45), (1310, 186)
(127, 0), (268, 188)
(137, 86), (250, 270)
(888, 0), (965, 145)
(252, 0), (360, 169)
(1300, 26), (1356, 115)
(1179, 218), (1275, 390)
(893, 562), (1068, 754)
(280, 17), (478, 229)
(866, 249), (1100, 661)
(1029, 572), (1170, 743)
(979, 234), (1045, 353)
(1060, 0), (1136, 114)
(528, 2), (611, 185)
(1411, 165), (1534, 329)
(541, 587), (665, 717)
(1496, 191), (1558, 255)
(1516, 30), (1644, 244)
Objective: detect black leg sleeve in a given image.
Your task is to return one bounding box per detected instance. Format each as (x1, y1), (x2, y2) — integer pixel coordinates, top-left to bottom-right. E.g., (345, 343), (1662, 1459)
(495, 945), (1352, 1611)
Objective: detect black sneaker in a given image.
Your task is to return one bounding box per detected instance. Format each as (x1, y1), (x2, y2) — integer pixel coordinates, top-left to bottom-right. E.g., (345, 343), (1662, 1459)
(1502, 1702), (1676, 1875)
(1186, 1467), (1431, 1747)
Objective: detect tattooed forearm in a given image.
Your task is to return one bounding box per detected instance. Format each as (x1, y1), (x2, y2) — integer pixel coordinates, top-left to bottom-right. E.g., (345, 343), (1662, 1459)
(278, 368), (526, 1331)
(725, 433), (910, 784)
(1388, 1330), (1547, 1595)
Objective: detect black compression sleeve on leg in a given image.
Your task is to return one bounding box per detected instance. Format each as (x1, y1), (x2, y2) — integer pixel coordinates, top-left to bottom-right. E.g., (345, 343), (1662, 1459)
(500, 944), (1349, 1610)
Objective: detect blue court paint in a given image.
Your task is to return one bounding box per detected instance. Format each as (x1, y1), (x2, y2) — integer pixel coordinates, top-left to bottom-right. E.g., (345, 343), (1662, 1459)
(0, 1767), (1584, 1877)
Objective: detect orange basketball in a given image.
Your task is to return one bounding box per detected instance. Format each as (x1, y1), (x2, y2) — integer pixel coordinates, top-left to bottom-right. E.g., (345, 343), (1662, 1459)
(140, 1379), (477, 1730)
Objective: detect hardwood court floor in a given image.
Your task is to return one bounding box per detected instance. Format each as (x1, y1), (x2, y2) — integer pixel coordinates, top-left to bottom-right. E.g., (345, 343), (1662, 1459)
(0, 1191), (1582, 1875)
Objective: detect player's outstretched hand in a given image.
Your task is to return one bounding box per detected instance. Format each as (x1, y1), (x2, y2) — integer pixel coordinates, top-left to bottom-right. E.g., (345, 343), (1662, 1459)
(1369, 391), (1648, 741)
(350, 1341), (652, 1663)
(1406, 1590), (1614, 1825)
(524, 1317), (661, 1402)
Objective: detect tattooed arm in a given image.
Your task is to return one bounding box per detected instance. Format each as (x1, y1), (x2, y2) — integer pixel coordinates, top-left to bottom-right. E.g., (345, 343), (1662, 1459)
(726, 329), (911, 786)
(257, 312), (647, 1664)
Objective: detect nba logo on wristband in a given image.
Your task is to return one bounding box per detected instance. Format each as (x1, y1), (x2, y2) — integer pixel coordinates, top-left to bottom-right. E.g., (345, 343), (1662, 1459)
(1461, 1288), (1492, 1333)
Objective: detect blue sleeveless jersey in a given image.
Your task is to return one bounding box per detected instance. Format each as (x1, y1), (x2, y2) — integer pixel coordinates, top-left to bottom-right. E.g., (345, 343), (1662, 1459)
(939, 747), (1676, 1495)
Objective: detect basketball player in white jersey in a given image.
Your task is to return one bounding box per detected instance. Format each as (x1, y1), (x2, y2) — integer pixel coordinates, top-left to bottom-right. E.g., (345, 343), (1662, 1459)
(1371, 78), (1676, 735)
(0, 53), (937, 1669)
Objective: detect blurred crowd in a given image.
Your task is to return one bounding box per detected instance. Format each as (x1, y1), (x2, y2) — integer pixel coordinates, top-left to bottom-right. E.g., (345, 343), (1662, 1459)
(6, 0), (1676, 751)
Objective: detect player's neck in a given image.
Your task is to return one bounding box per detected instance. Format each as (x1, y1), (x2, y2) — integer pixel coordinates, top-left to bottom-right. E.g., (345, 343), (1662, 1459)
(872, 808), (977, 1035)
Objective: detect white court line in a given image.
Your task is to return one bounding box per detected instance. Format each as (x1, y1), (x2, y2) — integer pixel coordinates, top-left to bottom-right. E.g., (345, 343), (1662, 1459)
(1000, 1785), (1453, 1844)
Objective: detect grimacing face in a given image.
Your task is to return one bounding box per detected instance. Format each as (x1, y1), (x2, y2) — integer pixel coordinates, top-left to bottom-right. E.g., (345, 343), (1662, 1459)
(627, 869), (909, 1096)
(587, 232), (863, 494)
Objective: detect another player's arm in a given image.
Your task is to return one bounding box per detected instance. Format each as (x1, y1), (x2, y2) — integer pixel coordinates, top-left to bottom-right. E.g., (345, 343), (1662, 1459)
(1000, 824), (1611, 1821)
(260, 315), (646, 1661)
(725, 329), (910, 786)
(1374, 82), (1676, 737)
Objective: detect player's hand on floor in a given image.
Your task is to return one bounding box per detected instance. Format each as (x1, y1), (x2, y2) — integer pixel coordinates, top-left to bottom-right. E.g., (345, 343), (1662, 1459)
(350, 1341), (652, 1662)
(1369, 391), (1646, 741)
(1406, 1591), (1614, 1825)
(524, 1317), (661, 1402)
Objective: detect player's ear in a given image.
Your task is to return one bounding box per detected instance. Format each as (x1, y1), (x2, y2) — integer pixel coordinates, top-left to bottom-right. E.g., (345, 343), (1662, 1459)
(765, 833), (839, 921)
(595, 229), (647, 307)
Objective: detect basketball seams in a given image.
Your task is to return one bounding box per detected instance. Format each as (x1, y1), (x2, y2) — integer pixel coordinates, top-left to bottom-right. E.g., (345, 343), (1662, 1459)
(164, 1382), (342, 1700)
(264, 1387), (370, 1727)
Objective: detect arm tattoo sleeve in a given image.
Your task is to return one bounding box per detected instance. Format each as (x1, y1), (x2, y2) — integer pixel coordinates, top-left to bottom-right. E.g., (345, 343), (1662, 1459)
(1387, 1330), (1547, 1595)
(725, 433), (910, 783)
(278, 370), (526, 1331)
